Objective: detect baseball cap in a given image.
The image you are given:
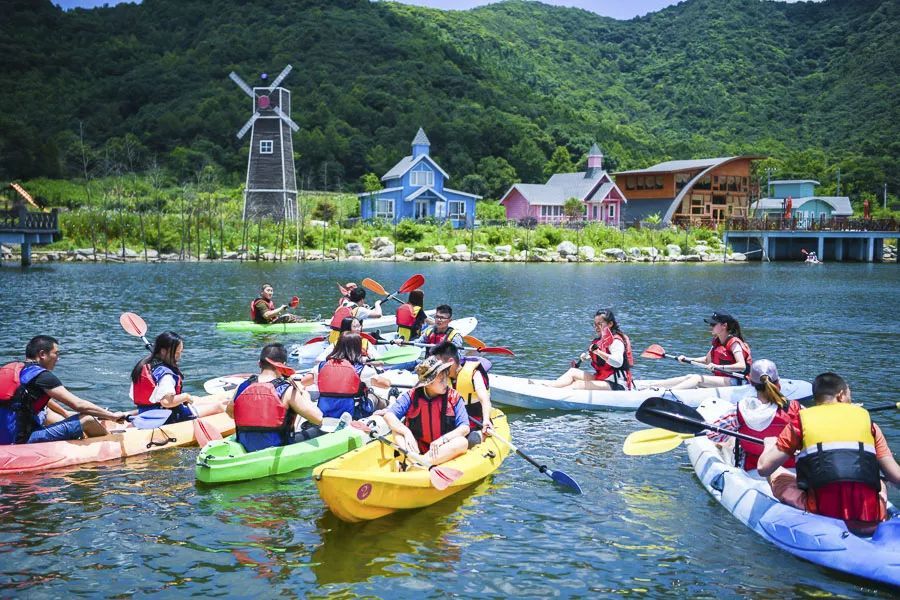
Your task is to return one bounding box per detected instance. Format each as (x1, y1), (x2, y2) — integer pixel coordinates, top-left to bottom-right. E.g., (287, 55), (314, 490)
(414, 356), (452, 388)
(749, 359), (779, 385)
(704, 311), (735, 325)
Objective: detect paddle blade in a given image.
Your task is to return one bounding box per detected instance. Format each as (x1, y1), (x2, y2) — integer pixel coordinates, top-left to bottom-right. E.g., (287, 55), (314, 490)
(304, 336), (326, 345)
(399, 274), (425, 293)
(641, 344), (667, 359)
(289, 296), (300, 308)
(360, 332), (378, 344)
(129, 409), (172, 429)
(361, 277), (388, 296)
(623, 428), (693, 456)
(463, 335), (485, 349)
(635, 397), (706, 435)
(265, 357), (296, 377)
(120, 312), (148, 337)
(429, 465), (463, 490)
(476, 346), (514, 356)
(193, 417), (222, 447)
(549, 469), (583, 493)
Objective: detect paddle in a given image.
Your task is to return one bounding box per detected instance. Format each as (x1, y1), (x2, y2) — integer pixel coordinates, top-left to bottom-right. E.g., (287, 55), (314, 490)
(304, 336), (327, 345)
(641, 344), (707, 367)
(350, 421), (463, 491)
(374, 345), (424, 365)
(622, 428), (696, 456)
(289, 296), (300, 308)
(120, 312), (152, 351)
(362, 274), (425, 304)
(470, 416), (582, 493)
(405, 341), (514, 355)
(464, 335), (485, 349)
(128, 409), (173, 429)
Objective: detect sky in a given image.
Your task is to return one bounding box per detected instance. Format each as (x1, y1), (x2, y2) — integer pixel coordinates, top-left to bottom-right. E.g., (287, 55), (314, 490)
(53, 1), (816, 21)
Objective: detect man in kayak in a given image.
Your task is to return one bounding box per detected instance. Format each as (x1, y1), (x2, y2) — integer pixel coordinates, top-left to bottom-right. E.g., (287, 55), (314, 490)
(226, 343), (323, 452)
(407, 305), (463, 350)
(251, 283), (302, 324)
(0, 335), (128, 445)
(328, 287), (383, 344)
(758, 372), (900, 535)
(431, 341), (494, 447)
(382, 356), (470, 465)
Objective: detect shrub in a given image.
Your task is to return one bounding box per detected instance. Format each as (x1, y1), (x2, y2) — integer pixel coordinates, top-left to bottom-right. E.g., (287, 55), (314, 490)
(394, 219), (423, 243)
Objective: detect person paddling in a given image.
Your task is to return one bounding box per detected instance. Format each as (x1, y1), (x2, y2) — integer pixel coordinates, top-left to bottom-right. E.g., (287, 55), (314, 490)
(130, 331), (222, 425)
(406, 304), (463, 350)
(251, 283), (302, 324)
(382, 356), (470, 466)
(0, 335), (127, 445)
(649, 311), (751, 389)
(226, 343), (322, 453)
(705, 359), (801, 471)
(431, 341), (494, 447)
(328, 287), (383, 345)
(547, 308), (634, 390)
(758, 372), (900, 535)
(395, 289), (428, 342)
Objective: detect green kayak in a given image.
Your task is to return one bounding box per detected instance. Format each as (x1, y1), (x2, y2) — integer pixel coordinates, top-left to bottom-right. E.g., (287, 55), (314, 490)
(215, 320), (327, 333)
(195, 428), (368, 484)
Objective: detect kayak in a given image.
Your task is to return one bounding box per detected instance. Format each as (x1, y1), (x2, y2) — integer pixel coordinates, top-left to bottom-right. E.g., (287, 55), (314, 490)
(313, 409), (510, 522)
(488, 373), (813, 411)
(196, 426), (370, 484)
(685, 397), (900, 588)
(0, 395), (233, 475)
(216, 309), (436, 334)
(290, 316), (478, 362)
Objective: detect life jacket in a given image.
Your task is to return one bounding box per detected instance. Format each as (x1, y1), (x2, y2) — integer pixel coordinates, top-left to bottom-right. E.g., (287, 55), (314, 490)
(452, 358), (490, 426)
(424, 325), (458, 346)
(710, 335), (752, 379)
(395, 303), (421, 341)
(132, 361), (183, 407)
(250, 297), (276, 323)
(589, 331), (634, 390)
(0, 362), (49, 445)
(328, 303), (359, 344)
(405, 387), (462, 454)
(232, 376), (294, 433)
(736, 399), (800, 471)
(316, 359), (367, 419)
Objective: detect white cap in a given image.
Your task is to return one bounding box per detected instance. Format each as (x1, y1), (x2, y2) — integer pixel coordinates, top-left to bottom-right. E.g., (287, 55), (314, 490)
(749, 359), (779, 385)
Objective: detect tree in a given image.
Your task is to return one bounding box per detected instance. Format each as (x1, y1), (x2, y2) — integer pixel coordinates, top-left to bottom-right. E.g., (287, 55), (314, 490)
(459, 173), (488, 197)
(509, 137), (546, 182)
(477, 156), (517, 200)
(563, 197), (584, 221)
(544, 146), (574, 178)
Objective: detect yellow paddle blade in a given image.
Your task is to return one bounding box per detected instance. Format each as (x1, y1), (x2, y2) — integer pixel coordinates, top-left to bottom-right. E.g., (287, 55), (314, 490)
(622, 428), (694, 456)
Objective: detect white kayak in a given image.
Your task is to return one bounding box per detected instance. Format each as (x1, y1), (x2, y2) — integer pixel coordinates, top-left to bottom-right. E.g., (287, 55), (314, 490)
(487, 373), (813, 411)
(290, 316), (478, 363)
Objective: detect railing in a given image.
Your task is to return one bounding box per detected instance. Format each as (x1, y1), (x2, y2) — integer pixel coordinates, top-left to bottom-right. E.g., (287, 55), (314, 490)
(727, 215), (899, 232)
(0, 207), (59, 232)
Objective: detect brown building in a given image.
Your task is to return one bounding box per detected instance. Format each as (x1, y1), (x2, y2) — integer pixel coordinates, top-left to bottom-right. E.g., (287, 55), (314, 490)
(614, 156), (763, 226)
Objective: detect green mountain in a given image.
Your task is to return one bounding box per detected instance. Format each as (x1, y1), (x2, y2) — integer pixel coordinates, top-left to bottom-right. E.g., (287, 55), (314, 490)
(1, 0), (897, 198)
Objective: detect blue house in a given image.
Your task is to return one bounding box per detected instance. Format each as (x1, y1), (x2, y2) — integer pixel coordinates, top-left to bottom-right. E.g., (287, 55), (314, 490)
(750, 179), (853, 227)
(358, 128), (481, 227)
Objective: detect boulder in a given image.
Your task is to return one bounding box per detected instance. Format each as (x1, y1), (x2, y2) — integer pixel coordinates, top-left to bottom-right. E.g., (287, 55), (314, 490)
(75, 248), (95, 256)
(627, 247), (642, 258)
(119, 247), (139, 258)
(494, 245), (512, 256)
(454, 244), (468, 253)
(473, 251), (493, 261)
(402, 247), (415, 257)
(433, 245), (449, 255)
(372, 244), (395, 258)
(578, 246), (596, 260)
(604, 248), (626, 261)
(556, 240), (577, 256)
(437, 253), (453, 261)
(683, 254), (703, 262)
(641, 246), (660, 257)
(413, 252), (434, 261)
(666, 244), (682, 257)
(452, 252), (471, 261)
(691, 244), (710, 255)
(345, 242), (364, 257)
(730, 252), (747, 261)
(371, 236), (392, 250)
(530, 247), (547, 256)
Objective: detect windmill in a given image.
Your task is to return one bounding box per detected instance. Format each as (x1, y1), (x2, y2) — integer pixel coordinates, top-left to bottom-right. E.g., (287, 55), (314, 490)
(230, 64), (299, 221)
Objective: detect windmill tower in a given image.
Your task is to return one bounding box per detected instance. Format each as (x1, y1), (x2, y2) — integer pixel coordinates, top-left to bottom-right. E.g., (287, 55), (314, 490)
(230, 65), (299, 221)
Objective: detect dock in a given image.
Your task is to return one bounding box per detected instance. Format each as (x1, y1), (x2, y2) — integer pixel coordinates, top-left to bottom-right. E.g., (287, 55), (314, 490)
(0, 206), (61, 267)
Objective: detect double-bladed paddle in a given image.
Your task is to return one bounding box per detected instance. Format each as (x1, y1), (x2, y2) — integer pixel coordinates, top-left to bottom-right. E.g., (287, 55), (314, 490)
(120, 312), (152, 351)
(404, 341), (515, 356)
(362, 274), (424, 304)
(470, 416), (582, 493)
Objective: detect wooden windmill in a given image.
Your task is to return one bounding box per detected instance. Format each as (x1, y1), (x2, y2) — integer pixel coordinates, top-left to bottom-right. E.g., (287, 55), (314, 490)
(230, 65), (299, 221)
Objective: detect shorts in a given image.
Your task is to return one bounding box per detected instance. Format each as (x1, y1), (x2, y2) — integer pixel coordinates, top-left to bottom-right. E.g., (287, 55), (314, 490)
(27, 415), (84, 444)
(466, 430), (483, 448)
(591, 374), (625, 391)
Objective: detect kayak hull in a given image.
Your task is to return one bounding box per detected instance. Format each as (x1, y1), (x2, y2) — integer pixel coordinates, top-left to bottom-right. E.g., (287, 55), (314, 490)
(0, 396), (233, 475)
(195, 427), (369, 484)
(216, 310), (438, 334)
(313, 409), (509, 522)
(686, 397), (900, 588)
(488, 373), (813, 411)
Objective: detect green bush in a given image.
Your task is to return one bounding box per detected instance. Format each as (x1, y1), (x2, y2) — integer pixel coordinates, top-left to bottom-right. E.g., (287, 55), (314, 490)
(394, 219), (424, 243)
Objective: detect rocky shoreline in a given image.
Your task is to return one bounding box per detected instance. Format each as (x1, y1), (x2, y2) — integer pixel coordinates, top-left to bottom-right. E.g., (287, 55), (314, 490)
(2, 239), (896, 265)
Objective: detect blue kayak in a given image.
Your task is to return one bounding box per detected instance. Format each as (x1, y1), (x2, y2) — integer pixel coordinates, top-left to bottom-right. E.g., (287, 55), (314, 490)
(686, 397), (900, 588)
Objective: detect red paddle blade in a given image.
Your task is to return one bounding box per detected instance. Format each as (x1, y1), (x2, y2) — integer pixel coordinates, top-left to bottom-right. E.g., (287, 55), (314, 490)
(360, 332), (378, 344)
(362, 277), (388, 296)
(463, 335), (485, 349)
(304, 336), (326, 345)
(193, 418), (222, 447)
(477, 346), (514, 356)
(641, 344), (667, 359)
(119, 312), (148, 337)
(265, 357), (296, 377)
(289, 296), (300, 308)
(399, 274), (425, 293)
(429, 466), (463, 490)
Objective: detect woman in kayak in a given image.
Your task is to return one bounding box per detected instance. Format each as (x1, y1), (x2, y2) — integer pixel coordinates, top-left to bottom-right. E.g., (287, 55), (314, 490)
(648, 311), (752, 389)
(395, 289), (429, 342)
(705, 359), (801, 472)
(546, 308), (634, 391)
(130, 331), (222, 424)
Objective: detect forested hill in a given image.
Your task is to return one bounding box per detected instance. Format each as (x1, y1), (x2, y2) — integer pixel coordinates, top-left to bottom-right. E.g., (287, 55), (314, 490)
(2, 0), (897, 198)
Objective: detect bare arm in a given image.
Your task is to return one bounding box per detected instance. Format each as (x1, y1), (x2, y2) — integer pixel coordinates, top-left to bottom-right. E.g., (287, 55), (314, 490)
(473, 375), (493, 430)
(46, 386), (125, 421)
(284, 384), (322, 426)
(263, 305), (287, 321)
(757, 436), (792, 477)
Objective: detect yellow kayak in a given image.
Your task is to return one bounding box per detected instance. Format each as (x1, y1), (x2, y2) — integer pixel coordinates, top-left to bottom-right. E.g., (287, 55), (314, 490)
(313, 409), (509, 522)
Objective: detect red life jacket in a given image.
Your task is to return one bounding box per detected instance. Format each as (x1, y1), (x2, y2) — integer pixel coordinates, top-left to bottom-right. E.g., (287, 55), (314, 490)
(132, 362), (183, 407)
(425, 326), (457, 346)
(316, 359), (364, 398)
(329, 303), (358, 331)
(395, 303), (421, 341)
(233, 376), (293, 432)
(710, 335), (752, 379)
(250, 297), (275, 322)
(405, 387), (462, 453)
(589, 332), (634, 390)
(0, 362), (49, 412)
(736, 399), (800, 471)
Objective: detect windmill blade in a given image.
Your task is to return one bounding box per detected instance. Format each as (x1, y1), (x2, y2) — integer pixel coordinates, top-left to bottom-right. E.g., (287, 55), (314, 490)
(236, 112), (260, 139)
(268, 64), (293, 90)
(229, 71), (255, 98)
(273, 105), (300, 132)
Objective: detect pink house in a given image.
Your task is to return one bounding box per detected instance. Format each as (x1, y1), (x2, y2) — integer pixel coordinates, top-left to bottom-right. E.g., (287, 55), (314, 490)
(499, 144), (627, 226)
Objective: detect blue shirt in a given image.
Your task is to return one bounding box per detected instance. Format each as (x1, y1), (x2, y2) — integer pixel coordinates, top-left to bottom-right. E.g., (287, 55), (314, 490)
(389, 390), (469, 429)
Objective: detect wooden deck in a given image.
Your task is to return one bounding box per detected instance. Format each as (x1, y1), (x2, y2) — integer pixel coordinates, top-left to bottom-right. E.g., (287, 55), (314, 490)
(0, 206), (60, 266)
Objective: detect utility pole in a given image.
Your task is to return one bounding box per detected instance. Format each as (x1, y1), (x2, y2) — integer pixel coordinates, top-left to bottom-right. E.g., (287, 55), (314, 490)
(885, 183), (888, 210)
(765, 167), (776, 197)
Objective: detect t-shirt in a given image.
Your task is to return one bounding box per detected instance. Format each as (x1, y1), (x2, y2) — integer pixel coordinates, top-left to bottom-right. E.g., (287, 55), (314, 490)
(253, 299), (274, 323)
(389, 390), (469, 429)
(22, 370), (63, 402)
(775, 421), (890, 459)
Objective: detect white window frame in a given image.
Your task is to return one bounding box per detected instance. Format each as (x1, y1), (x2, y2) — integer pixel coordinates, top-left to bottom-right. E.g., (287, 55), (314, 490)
(410, 168), (434, 187)
(435, 201), (447, 218)
(414, 199), (429, 219)
(374, 199), (394, 219)
(608, 204), (615, 219)
(259, 140), (273, 154)
(448, 201), (466, 220)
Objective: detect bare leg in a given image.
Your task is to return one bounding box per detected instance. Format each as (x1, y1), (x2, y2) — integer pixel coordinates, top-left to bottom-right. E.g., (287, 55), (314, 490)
(427, 437), (468, 465)
(566, 378), (615, 391)
(547, 368), (592, 388)
(80, 416), (110, 438)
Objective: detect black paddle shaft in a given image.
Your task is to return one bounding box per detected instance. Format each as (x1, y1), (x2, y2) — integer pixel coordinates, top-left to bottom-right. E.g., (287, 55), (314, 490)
(642, 407), (764, 445)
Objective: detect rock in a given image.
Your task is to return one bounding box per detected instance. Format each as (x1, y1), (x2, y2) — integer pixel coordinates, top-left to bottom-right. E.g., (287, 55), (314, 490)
(118, 247), (139, 258)
(413, 252), (434, 261)
(454, 244), (468, 253)
(556, 240), (577, 256)
(372, 244), (395, 258)
(75, 247), (95, 256)
(641, 246), (659, 257)
(691, 244), (709, 255)
(451, 252), (471, 261)
(627, 247), (642, 258)
(371, 236), (392, 250)
(530, 247), (547, 256)
(437, 253), (453, 261)
(74, 254), (87, 262)
(309, 219), (329, 228)
(566, 255), (578, 262)
(402, 247), (415, 257)
(604, 248), (626, 261)
(730, 252), (747, 261)
(345, 242), (364, 257)
(473, 251), (493, 261)
(433, 245), (448, 254)
(263, 252), (276, 261)
(346, 255), (363, 261)
(666, 244), (682, 257)
(683, 254), (703, 262)
(578, 246), (595, 260)
(494, 245), (512, 256)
